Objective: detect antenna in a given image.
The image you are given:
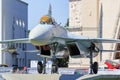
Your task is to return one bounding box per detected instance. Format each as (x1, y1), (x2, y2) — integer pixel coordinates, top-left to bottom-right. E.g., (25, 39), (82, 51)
(48, 4), (52, 17)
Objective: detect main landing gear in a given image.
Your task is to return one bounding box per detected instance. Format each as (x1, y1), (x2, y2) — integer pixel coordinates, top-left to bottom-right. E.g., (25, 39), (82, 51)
(50, 42), (59, 73)
(89, 43), (98, 74)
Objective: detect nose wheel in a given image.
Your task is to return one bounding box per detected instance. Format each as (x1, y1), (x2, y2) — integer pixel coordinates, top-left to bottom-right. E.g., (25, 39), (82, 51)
(37, 61), (43, 73)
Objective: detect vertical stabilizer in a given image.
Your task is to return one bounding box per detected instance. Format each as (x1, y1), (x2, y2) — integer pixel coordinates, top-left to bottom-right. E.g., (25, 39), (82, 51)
(98, 4), (103, 38)
(48, 4), (52, 17)
(98, 4), (103, 61)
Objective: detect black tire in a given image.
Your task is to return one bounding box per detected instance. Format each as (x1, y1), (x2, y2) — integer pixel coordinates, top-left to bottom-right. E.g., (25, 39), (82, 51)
(37, 61), (43, 73)
(92, 62), (98, 74)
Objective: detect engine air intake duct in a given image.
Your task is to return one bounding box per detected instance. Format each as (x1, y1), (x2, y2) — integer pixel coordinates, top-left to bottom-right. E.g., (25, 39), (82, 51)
(67, 43), (80, 58)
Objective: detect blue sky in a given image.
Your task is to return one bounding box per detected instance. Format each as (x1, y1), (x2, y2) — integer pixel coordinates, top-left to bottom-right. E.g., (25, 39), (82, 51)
(22, 0), (69, 30)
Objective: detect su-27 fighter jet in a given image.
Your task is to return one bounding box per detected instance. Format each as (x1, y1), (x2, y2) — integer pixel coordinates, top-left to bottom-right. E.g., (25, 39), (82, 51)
(0, 4), (120, 74)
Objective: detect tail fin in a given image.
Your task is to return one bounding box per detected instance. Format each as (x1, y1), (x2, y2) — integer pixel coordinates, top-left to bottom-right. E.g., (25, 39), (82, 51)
(98, 4), (103, 61)
(48, 4), (52, 17)
(98, 4), (103, 38)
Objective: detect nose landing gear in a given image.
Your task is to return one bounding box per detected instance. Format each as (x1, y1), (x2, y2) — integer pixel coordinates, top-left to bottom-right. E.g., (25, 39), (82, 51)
(37, 61), (43, 73)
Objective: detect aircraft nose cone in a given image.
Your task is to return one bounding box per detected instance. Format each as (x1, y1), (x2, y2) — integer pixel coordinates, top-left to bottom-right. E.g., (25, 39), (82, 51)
(29, 27), (41, 40)
(29, 24), (53, 45)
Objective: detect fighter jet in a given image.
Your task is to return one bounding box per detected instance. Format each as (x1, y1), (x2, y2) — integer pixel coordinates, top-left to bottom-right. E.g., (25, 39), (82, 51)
(0, 4), (120, 74)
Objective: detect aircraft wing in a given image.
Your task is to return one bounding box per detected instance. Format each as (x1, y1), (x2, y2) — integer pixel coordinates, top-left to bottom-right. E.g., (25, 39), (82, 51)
(0, 38), (30, 44)
(52, 36), (120, 43)
(101, 50), (120, 52)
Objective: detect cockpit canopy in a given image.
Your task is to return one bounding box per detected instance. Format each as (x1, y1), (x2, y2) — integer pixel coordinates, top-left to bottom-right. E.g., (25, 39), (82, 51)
(40, 15), (56, 25)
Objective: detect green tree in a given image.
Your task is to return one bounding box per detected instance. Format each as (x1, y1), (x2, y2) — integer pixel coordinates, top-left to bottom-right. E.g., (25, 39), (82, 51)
(28, 30), (30, 34)
(64, 18), (69, 27)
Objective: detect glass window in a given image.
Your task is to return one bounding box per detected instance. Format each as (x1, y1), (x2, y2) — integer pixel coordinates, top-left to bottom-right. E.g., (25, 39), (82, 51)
(22, 21), (25, 28)
(16, 18), (19, 26)
(19, 43), (21, 48)
(19, 19), (22, 26)
(40, 21), (47, 24)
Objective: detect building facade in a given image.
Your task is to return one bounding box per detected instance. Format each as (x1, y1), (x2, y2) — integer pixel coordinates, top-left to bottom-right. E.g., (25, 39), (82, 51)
(0, 0), (42, 67)
(0, 0), (28, 67)
(69, 0), (120, 67)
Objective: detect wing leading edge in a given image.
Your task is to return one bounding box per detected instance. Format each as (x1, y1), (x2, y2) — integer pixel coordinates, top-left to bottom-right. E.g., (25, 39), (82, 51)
(52, 36), (120, 43)
(0, 38), (29, 44)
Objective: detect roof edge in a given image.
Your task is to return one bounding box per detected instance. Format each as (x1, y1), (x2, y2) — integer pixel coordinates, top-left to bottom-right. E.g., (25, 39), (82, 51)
(16, 0), (28, 5)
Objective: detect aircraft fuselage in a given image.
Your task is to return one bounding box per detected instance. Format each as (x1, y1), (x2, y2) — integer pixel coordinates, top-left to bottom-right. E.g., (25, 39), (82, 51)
(29, 24), (67, 46)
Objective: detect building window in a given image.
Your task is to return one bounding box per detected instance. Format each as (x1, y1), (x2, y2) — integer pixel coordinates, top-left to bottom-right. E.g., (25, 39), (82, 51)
(71, 4), (73, 8)
(22, 43), (25, 50)
(19, 43), (21, 48)
(22, 21), (25, 28)
(74, 4), (76, 7)
(19, 19), (22, 27)
(15, 43), (18, 48)
(16, 18), (19, 26)
(75, 17), (78, 20)
(15, 18), (25, 28)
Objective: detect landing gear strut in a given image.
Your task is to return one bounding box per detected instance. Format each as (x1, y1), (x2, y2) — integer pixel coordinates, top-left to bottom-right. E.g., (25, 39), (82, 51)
(89, 49), (93, 74)
(43, 57), (47, 74)
(51, 42), (59, 73)
(89, 43), (98, 74)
